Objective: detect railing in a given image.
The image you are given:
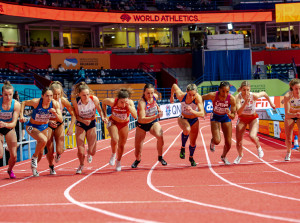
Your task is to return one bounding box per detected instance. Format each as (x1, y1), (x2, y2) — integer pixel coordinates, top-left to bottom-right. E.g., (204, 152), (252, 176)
(161, 63), (177, 79)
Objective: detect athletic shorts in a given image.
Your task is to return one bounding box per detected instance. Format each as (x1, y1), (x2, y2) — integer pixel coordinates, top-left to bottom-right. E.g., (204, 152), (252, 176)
(210, 113), (231, 123)
(108, 117), (129, 131)
(76, 119), (96, 132)
(292, 118), (298, 123)
(237, 114), (259, 125)
(49, 121), (63, 131)
(26, 122), (49, 132)
(180, 115), (198, 127)
(137, 119), (158, 132)
(0, 127), (13, 136)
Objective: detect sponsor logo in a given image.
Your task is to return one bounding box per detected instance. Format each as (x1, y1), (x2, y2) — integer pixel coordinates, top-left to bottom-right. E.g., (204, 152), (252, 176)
(120, 13), (131, 22)
(64, 57), (78, 67)
(165, 105), (171, 117)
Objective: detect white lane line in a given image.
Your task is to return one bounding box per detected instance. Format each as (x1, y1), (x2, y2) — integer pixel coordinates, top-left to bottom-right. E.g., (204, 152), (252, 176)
(200, 125), (300, 202)
(146, 127), (300, 223)
(64, 125), (177, 223)
(231, 136), (300, 179)
(0, 200), (184, 208)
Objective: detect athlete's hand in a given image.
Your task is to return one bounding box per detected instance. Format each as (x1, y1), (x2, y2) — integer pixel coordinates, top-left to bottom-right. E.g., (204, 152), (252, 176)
(67, 128), (73, 136)
(270, 102), (276, 110)
(170, 96), (174, 104)
(186, 106), (194, 113)
(290, 107), (297, 113)
(49, 108), (57, 115)
(0, 121), (7, 128)
(244, 94), (250, 104)
(19, 116), (26, 123)
(225, 108), (230, 114)
(102, 117), (108, 124)
(157, 110), (163, 118)
(49, 121), (57, 129)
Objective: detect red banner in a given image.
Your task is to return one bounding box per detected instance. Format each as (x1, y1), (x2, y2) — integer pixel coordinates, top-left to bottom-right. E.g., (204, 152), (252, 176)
(0, 2), (272, 24)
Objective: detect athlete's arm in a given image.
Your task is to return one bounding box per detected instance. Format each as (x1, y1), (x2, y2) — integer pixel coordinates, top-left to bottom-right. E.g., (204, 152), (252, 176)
(93, 96), (107, 124)
(62, 97), (76, 136)
(51, 100), (63, 123)
(19, 98), (40, 122)
(254, 92), (276, 109)
(128, 99), (137, 119)
(226, 95), (236, 120)
(102, 98), (114, 119)
(170, 84), (185, 103)
(202, 92), (216, 102)
(190, 94), (204, 117)
(236, 94), (248, 116)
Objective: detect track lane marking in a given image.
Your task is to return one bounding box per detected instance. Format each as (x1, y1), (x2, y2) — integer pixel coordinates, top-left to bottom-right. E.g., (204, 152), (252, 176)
(63, 125), (177, 223)
(146, 127), (300, 223)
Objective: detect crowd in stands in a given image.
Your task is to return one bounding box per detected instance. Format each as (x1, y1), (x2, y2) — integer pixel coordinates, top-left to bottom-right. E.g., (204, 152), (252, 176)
(9, 0), (216, 11)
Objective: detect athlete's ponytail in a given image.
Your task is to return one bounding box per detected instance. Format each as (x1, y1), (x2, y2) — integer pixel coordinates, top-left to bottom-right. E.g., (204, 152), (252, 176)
(49, 81), (67, 98)
(72, 81), (94, 97)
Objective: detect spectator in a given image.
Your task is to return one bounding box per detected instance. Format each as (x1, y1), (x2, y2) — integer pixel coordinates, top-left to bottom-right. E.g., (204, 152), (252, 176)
(58, 64), (66, 72)
(45, 72), (51, 80)
(42, 38), (49, 47)
(203, 28), (208, 49)
(75, 66), (86, 84)
(36, 38), (42, 47)
(53, 37), (59, 47)
(96, 74), (104, 84)
(266, 64), (272, 79)
(254, 65), (261, 79)
(48, 65), (54, 72)
(85, 75), (92, 84)
(100, 66), (105, 76)
(13, 91), (20, 101)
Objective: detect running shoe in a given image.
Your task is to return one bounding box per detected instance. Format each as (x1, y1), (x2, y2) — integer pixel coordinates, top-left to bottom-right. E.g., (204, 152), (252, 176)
(179, 148), (185, 159)
(131, 160), (141, 168)
(233, 156), (243, 164)
(221, 156), (231, 165)
(116, 161), (122, 172)
(210, 142), (215, 152)
(31, 156), (38, 169)
(189, 157), (197, 166)
(76, 165), (84, 174)
(285, 152), (291, 161)
(257, 147), (264, 158)
(54, 154), (61, 163)
(87, 154), (92, 164)
(49, 165), (56, 175)
(7, 170), (16, 179)
(158, 157), (167, 166)
(109, 153), (116, 166)
(31, 167), (39, 177)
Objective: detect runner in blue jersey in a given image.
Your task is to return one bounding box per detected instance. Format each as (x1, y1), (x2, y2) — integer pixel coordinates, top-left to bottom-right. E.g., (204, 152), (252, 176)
(170, 83), (204, 166)
(0, 81), (21, 179)
(20, 87), (63, 177)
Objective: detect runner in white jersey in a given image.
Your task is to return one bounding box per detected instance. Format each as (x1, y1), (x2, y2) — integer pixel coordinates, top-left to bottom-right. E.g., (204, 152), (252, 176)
(170, 83), (204, 166)
(0, 81), (21, 179)
(71, 82), (107, 174)
(283, 78), (300, 161)
(234, 81), (275, 164)
(202, 81), (236, 165)
(39, 81), (76, 175)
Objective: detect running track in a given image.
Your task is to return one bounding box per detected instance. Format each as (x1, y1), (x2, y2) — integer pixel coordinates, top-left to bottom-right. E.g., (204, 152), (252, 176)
(0, 118), (300, 223)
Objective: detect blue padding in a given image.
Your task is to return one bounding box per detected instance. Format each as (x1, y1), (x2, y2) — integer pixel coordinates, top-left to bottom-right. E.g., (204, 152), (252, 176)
(266, 108), (284, 121)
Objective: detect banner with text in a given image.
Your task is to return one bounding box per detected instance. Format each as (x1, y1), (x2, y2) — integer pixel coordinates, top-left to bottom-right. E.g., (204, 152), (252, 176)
(160, 103), (181, 120)
(50, 53), (110, 70)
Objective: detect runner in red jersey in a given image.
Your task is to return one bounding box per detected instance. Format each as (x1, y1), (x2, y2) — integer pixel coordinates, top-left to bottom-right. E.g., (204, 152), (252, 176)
(102, 89), (137, 171)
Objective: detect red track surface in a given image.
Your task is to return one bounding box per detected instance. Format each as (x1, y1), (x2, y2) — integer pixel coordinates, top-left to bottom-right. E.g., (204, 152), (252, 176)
(1, 118), (300, 223)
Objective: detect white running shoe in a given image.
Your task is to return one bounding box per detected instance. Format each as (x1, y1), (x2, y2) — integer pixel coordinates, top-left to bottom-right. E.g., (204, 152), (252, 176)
(76, 165), (84, 174)
(210, 142), (215, 152)
(233, 156), (243, 164)
(87, 154), (92, 164)
(31, 167), (39, 177)
(109, 153), (116, 166)
(221, 156), (231, 165)
(116, 161), (122, 172)
(55, 154), (61, 163)
(257, 147), (264, 158)
(285, 152), (291, 161)
(49, 166), (56, 175)
(31, 156), (38, 168)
